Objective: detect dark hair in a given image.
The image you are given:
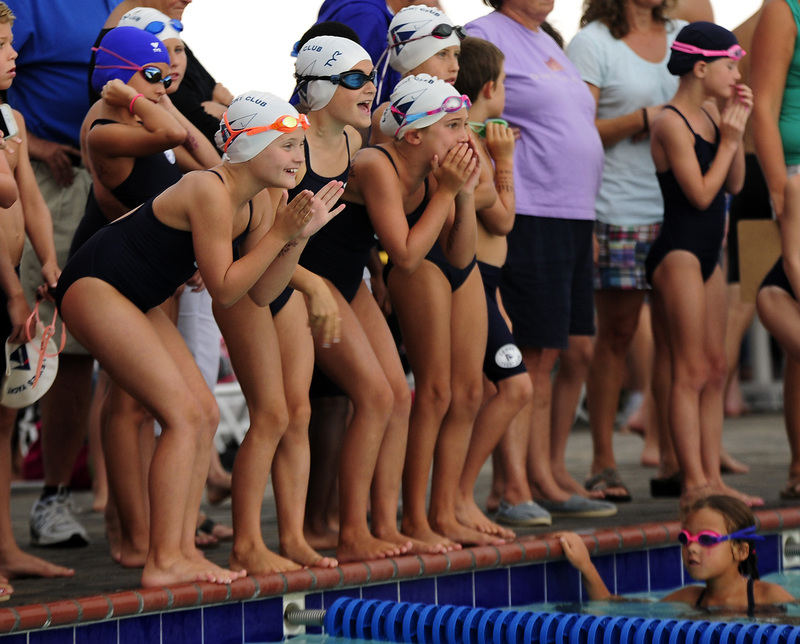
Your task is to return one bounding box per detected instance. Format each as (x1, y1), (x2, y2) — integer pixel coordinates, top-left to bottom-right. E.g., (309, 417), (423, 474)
(682, 495), (760, 579)
(482, 0), (503, 8)
(292, 21), (361, 56)
(454, 37), (505, 103)
(580, 0), (676, 39)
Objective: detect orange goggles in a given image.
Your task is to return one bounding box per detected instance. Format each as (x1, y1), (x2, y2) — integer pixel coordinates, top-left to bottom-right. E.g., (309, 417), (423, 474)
(221, 113), (310, 154)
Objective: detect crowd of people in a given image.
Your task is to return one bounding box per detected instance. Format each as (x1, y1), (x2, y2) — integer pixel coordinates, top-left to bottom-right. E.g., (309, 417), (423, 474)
(0, 0), (794, 610)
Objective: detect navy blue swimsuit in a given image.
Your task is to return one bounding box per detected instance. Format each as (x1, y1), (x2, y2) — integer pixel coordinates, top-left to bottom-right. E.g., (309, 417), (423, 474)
(57, 170), (251, 313)
(374, 146), (477, 290)
(299, 136), (378, 303)
(645, 106), (725, 284)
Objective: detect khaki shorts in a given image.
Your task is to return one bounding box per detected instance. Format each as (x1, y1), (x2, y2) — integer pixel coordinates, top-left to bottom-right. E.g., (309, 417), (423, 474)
(20, 161), (92, 355)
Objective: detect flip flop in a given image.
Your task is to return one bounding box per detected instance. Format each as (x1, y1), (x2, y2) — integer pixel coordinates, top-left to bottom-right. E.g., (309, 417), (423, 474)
(584, 468), (632, 502)
(650, 472), (682, 498)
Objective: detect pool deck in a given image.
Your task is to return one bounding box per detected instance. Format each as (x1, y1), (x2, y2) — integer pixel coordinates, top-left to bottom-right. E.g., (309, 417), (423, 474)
(3, 410), (799, 636)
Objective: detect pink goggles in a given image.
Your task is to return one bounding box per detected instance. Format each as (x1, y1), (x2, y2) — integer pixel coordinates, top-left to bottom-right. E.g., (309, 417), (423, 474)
(670, 41), (746, 61)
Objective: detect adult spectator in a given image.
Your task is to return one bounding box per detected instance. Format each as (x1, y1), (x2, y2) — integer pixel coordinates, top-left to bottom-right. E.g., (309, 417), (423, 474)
(6, 0), (122, 548)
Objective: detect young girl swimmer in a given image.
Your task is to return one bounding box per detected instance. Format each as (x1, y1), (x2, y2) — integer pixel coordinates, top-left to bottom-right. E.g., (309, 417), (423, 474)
(643, 21), (758, 509)
(55, 90), (342, 588)
(559, 495), (793, 611)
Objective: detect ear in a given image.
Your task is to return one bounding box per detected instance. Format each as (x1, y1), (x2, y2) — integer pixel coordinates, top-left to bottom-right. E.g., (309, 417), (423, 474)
(403, 128), (423, 146)
(693, 60), (708, 78)
(732, 541), (750, 563)
(482, 80), (496, 100)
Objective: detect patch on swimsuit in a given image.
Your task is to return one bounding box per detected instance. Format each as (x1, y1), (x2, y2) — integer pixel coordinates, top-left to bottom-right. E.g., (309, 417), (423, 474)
(495, 344), (523, 370)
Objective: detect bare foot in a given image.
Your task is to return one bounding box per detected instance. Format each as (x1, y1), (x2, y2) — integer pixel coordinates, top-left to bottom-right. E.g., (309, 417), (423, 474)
(117, 541), (149, 568)
(680, 483), (714, 511)
(142, 554), (245, 588)
(0, 548), (75, 579)
(720, 449), (749, 475)
(229, 541), (301, 575)
(205, 477), (232, 506)
(713, 481), (764, 507)
(92, 488), (108, 514)
(455, 498), (516, 540)
(640, 443), (659, 468)
(280, 536), (338, 569)
(374, 527), (444, 555)
(303, 525), (339, 551)
(336, 532), (408, 564)
(105, 502), (122, 563)
(553, 470), (603, 500)
(430, 517), (506, 547)
(401, 519), (460, 553)
(194, 531), (218, 549)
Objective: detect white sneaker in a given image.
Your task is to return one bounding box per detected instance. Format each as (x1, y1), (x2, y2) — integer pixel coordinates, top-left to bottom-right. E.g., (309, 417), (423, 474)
(30, 487), (89, 547)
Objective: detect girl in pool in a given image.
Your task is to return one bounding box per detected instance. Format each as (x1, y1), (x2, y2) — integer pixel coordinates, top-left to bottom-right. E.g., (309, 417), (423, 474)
(560, 495), (793, 611)
(56, 90), (343, 588)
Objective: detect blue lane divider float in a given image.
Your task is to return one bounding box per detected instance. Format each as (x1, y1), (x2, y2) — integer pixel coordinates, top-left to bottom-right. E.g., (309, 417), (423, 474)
(317, 597), (800, 644)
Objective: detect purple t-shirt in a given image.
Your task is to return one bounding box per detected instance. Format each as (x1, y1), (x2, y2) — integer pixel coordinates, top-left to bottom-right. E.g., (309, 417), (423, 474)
(467, 12), (604, 221)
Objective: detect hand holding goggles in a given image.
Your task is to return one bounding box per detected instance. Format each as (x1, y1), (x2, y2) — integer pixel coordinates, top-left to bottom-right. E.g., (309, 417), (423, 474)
(468, 118), (509, 138)
(221, 112), (310, 154)
(391, 94), (471, 137)
(144, 18), (184, 36)
(678, 525), (763, 547)
(670, 41), (746, 61)
(391, 23), (467, 49)
(93, 46), (172, 88)
(295, 69), (376, 90)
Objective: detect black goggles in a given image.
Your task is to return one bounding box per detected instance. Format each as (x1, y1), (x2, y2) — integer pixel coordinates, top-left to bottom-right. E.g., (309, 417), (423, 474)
(296, 69), (376, 90)
(392, 23), (467, 48)
(141, 66), (172, 89)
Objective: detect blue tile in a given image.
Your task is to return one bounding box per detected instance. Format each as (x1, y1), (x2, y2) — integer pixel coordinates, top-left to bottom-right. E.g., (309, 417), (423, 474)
(29, 628), (75, 644)
(759, 535), (781, 576)
(243, 597), (284, 643)
(361, 582), (398, 602)
(322, 588), (359, 609)
(436, 571), (474, 606)
(615, 550), (650, 595)
(0, 634), (27, 644)
(76, 619), (118, 644)
(204, 603), (244, 644)
(161, 608), (202, 643)
(117, 613), (161, 644)
(585, 553), (616, 601)
(304, 593), (323, 635)
(399, 577), (436, 604)
(545, 559), (581, 602)
(474, 568), (510, 608)
(509, 563), (545, 606)
(648, 545), (684, 593)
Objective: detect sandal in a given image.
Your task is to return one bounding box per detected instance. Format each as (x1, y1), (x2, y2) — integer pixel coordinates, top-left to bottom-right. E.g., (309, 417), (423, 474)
(584, 468), (632, 503)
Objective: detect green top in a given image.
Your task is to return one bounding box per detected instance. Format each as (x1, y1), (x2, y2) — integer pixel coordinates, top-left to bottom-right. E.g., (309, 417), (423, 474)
(780, 0), (800, 164)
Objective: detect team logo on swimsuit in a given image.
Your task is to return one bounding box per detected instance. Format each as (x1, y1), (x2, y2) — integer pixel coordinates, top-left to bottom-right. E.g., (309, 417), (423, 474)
(389, 19), (432, 54)
(8, 344), (31, 373)
(495, 344), (522, 370)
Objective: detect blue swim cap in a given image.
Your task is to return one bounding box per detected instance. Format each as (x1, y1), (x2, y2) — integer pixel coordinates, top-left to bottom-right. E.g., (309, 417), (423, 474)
(92, 26), (170, 93)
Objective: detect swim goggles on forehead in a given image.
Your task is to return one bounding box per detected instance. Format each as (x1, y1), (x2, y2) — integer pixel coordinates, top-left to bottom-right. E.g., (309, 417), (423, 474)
(143, 18), (184, 36)
(221, 112), (310, 154)
(295, 69), (376, 90)
(678, 525), (763, 547)
(670, 41), (747, 61)
(391, 94), (471, 136)
(391, 23), (467, 48)
(468, 118), (508, 137)
(93, 46), (173, 88)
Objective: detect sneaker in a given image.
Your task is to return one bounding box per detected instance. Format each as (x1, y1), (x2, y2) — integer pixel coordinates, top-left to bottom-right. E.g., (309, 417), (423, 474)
(30, 487), (89, 547)
(495, 499), (552, 527)
(537, 495), (618, 518)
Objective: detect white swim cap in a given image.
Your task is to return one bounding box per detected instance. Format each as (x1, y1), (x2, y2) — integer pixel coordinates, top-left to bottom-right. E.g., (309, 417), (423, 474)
(216, 91), (309, 163)
(387, 5), (464, 75)
(380, 73), (468, 139)
(118, 8), (184, 42)
(295, 35), (372, 111)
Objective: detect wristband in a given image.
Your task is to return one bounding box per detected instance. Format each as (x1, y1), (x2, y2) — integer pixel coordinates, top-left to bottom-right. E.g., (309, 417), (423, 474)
(641, 107), (649, 134)
(129, 93), (144, 115)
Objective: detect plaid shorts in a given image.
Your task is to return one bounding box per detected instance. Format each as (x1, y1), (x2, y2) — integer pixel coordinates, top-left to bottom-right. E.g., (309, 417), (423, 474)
(594, 221), (661, 290)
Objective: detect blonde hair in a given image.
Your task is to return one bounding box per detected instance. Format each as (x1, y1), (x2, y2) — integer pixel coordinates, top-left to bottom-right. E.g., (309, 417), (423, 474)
(0, 2), (14, 25)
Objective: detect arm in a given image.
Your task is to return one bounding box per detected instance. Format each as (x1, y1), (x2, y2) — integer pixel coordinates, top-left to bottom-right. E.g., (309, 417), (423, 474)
(25, 131), (81, 188)
(477, 122), (516, 236)
(651, 101), (747, 211)
(13, 111), (59, 293)
(557, 532), (613, 601)
(290, 266), (342, 348)
(724, 87), (753, 195)
(0, 141), (18, 208)
(88, 80), (187, 159)
(358, 144), (477, 273)
(752, 0), (796, 217)
(439, 142), (481, 268)
(158, 95), (220, 171)
(0, 225), (31, 344)
(587, 81), (660, 147)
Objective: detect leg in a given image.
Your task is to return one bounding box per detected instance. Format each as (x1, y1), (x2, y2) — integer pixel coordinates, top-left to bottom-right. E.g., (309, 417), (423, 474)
(272, 293), (336, 568)
(214, 297), (299, 575)
(87, 365), (108, 513)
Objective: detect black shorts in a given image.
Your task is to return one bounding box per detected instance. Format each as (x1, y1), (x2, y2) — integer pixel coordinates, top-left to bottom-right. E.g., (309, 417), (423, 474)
(500, 215), (595, 349)
(479, 261), (526, 383)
